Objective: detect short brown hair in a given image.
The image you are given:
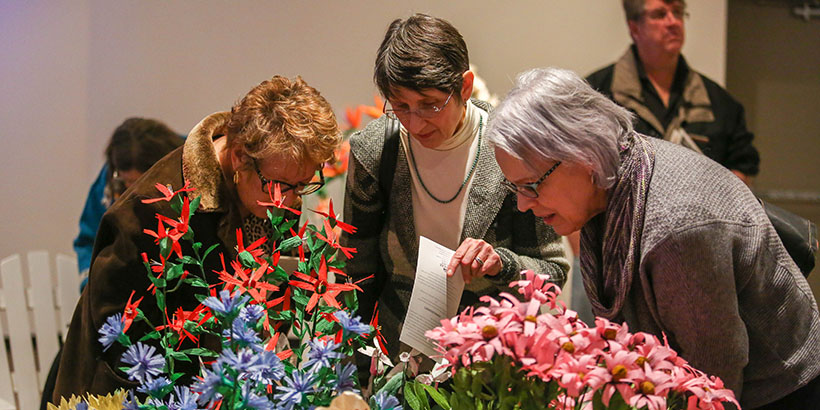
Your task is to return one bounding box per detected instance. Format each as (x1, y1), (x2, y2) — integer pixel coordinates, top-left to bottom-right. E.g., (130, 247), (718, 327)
(226, 75), (340, 167)
(623, 0), (686, 21)
(374, 14), (469, 100)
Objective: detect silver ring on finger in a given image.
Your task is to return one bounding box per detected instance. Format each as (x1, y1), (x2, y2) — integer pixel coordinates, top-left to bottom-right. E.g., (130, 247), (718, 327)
(474, 256), (484, 266)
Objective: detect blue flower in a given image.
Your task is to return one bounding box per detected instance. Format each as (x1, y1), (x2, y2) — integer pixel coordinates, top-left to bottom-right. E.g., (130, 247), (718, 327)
(137, 376), (171, 397)
(239, 383), (274, 410)
(202, 289), (249, 317)
(372, 392), (402, 410)
(274, 371), (315, 410)
(192, 361), (227, 405)
(333, 363), (358, 393)
(335, 310), (371, 337)
(247, 349), (285, 384)
(302, 339), (344, 371)
(218, 348), (257, 374)
(121, 390), (141, 410)
(121, 342), (165, 383)
(222, 319), (262, 349)
(97, 313), (124, 351)
(239, 303), (266, 324)
(167, 385), (200, 410)
(73, 403), (88, 410)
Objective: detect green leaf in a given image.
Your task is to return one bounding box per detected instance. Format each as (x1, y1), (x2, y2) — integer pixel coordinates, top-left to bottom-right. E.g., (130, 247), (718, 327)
(202, 243), (220, 261)
(377, 372), (404, 397)
(238, 250), (256, 268)
(189, 195), (202, 214)
(166, 263), (185, 281)
(139, 331), (162, 342)
(421, 384), (451, 409)
(182, 347), (219, 357)
(277, 236), (303, 253)
(404, 382), (424, 410)
(194, 293), (209, 303)
(167, 350), (191, 363)
(156, 291), (166, 312)
(188, 277), (209, 288)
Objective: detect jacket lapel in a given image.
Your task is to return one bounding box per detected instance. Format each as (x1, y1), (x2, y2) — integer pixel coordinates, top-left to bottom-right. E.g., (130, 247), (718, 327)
(461, 138), (508, 242)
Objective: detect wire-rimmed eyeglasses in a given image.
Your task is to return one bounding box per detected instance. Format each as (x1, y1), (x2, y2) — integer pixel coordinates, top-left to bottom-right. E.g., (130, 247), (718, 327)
(383, 92), (454, 120)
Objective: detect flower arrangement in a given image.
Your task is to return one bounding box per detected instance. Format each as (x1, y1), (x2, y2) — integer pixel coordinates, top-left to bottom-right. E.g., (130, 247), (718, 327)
(51, 181), (402, 410)
(417, 270), (739, 410)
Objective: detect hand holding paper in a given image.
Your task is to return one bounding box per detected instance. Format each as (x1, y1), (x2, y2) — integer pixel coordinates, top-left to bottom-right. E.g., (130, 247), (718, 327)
(399, 236), (465, 358)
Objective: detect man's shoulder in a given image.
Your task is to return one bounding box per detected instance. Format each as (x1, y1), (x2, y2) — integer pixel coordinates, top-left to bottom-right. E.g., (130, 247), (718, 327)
(585, 63), (616, 94)
(686, 66), (744, 110)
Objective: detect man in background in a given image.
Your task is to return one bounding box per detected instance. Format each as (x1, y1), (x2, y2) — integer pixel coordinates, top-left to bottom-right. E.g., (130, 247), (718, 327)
(587, 0), (760, 184)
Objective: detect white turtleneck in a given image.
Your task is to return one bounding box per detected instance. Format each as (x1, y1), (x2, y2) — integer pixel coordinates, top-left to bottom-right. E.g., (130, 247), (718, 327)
(400, 101), (487, 251)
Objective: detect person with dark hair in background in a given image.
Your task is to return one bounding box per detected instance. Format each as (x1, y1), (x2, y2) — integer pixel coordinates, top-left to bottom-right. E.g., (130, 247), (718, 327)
(586, 0), (759, 184)
(53, 75), (340, 400)
(341, 14), (568, 364)
(489, 67), (820, 410)
(73, 118), (183, 289)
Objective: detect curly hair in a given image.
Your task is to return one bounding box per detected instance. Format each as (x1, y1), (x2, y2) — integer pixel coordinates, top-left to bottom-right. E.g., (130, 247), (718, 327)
(226, 76), (340, 168)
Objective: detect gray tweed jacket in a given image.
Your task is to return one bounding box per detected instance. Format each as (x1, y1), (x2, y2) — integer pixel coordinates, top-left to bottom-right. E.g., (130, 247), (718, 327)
(341, 103), (568, 359)
(591, 138), (820, 408)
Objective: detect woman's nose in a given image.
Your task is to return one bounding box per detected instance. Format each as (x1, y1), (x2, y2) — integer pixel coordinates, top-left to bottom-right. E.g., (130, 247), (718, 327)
(516, 193), (537, 213)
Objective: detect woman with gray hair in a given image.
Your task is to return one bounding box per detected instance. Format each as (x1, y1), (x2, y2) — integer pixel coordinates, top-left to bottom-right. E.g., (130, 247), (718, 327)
(487, 67), (820, 409)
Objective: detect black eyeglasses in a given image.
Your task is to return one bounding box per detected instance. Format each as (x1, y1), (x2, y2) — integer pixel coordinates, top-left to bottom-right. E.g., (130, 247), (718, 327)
(501, 161), (562, 198)
(253, 159), (325, 196)
(383, 92), (454, 120)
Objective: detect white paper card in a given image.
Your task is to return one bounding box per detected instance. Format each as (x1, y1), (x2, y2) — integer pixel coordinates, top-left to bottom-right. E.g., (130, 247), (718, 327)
(399, 236), (465, 358)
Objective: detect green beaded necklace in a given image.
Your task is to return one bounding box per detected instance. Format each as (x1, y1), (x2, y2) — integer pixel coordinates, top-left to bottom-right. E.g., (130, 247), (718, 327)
(406, 116), (483, 204)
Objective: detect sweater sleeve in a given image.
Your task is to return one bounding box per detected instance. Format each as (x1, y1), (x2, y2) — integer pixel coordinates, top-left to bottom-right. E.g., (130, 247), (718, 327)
(492, 196), (569, 287)
(640, 222), (751, 397)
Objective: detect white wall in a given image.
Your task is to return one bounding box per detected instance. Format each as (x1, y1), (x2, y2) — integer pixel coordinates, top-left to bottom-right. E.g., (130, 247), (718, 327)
(0, 0), (726, 260)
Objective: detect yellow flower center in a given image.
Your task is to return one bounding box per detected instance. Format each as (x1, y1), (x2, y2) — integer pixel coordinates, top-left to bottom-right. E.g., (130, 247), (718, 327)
(561, 342), (575, 353)
(640, 381), (655, 395)
(611, 364), (627, 381)
(524, 315), (538, 323)
(603, 328), (617, 340)
(635, 356), (647, 367)
(482, 325), (499, 340)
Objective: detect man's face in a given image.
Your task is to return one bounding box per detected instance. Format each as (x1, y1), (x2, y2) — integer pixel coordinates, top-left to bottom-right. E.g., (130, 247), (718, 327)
(629, 0), (686, 60)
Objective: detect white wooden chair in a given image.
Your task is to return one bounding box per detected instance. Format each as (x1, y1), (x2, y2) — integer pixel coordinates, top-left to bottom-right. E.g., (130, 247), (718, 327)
(0, 251), (80, 410)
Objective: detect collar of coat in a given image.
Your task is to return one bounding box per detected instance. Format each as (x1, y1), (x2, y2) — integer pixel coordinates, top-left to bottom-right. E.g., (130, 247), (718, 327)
(181, 111), (232, 212)
(611, 46), (715, 137)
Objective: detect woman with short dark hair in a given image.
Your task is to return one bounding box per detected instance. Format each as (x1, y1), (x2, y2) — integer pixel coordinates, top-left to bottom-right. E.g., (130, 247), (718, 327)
(487, 66), (820, 409)
(342, 14), (568, 362)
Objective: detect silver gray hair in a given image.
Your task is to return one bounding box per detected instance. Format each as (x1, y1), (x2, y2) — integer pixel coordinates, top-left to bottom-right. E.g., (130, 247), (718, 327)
(486, 67), (634, 189)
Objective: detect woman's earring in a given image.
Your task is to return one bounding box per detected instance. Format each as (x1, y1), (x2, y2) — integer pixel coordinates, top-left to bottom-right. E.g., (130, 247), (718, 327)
(233, 170), (240, 185)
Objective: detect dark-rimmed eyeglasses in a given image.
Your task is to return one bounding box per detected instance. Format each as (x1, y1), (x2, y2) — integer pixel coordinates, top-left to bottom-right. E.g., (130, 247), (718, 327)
(253, 159), (325, 196)
(643, 6), (689, 21)
(501, 161), (562, 198)
(383, 92), (454, 120)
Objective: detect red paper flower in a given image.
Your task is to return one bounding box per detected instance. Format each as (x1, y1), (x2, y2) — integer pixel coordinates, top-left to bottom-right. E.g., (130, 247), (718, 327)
(141, 181), (194, 204)
(288, 256), (359, 312)
(121, 290), (144, 333)
(257, 182), (301, 216)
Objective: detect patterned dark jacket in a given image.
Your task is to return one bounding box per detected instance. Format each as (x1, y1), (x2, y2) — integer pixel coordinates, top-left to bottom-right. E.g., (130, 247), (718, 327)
(341, 101), (569, 359)
(587, 46), (760, 176)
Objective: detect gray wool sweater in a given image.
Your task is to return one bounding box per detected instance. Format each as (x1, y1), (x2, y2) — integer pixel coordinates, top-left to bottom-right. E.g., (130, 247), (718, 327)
(341, 104), (569, 361)
(588, 138), (820, 408)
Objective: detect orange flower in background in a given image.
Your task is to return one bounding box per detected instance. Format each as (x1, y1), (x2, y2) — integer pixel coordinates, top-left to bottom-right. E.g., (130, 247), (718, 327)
(345, 107), (363, 130)
(364, 95), (385, 119)
(323, 140), (350, 178)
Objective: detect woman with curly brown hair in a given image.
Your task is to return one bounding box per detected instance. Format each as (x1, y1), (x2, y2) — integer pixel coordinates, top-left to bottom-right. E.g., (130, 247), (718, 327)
(54, 75), (341, 399)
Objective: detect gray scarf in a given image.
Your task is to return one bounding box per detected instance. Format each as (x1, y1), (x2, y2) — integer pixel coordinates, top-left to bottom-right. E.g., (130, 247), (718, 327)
(579, 132), (655, 321)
